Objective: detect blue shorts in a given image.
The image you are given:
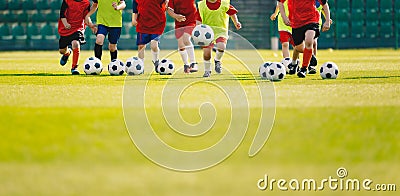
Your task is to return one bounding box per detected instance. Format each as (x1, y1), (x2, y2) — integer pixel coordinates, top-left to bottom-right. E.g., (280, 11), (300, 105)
(97, 24), (121, 44)
(137, 33), (161, 46)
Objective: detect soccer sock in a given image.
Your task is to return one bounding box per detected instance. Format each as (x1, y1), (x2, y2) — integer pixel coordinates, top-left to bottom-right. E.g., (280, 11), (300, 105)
(215, 50), (224, 62)
(72, 48), (80, 69)
(110, 50), (118, 61)
(204, 60), (211, 71)
(151, 50), (159, 63)
(94, 43), (103, 60)
(302, 48), (313, 68)
(179, 49), (189, 65)
(186, 44), (196, 64)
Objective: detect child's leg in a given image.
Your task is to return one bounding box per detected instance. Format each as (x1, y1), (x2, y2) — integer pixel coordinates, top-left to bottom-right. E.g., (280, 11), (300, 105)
(202, 47), (212, 77)
(313, 38), (318, 56)
(150, 40), (159, 63)
(71, 40), (80, 69)
(138, 44), (146, 61)
(301, 30), (315, 69)
(214, 41), (226, 62)
(281, 42), (290, 58)
(95, 34), (105, 60)
(109, 43), (117, 61)
(177, 36), (189, 66)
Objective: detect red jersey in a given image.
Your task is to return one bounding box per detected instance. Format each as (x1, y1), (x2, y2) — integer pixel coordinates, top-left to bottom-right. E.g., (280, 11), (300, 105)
(168, 0), (197, 28)
(278, 0), (326, 29)
(58, 0), (90, 36)
(133, 0), (167, 35)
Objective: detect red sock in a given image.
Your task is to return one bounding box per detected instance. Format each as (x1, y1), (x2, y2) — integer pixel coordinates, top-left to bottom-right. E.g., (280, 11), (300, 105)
(302, 48), (313, 68)
(72, 48), (80, 69)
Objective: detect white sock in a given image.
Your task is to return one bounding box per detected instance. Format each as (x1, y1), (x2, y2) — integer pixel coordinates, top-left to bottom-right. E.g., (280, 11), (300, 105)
(139, 58), (144, 63)
(215, 50), (224, 61)
(151, 50), (159, 62)
(186, 44), (196, 64)
(178, 49), (189, 65)
(204, 60), (211, 71)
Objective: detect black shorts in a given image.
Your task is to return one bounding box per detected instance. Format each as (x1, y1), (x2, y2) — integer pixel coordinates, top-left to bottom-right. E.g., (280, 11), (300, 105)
(292, 23), (320, 46)
(58, 31), (86, 49)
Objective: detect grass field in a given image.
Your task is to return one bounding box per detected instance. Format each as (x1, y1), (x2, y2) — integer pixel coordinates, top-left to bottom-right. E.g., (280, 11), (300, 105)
(0, 49), (399, 195)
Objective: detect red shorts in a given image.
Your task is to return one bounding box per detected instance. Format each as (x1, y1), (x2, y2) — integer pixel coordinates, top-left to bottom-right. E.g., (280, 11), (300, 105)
(202, 37), (227, 49)
(279, 31), (294, 46)
(175, 25), (196, 39)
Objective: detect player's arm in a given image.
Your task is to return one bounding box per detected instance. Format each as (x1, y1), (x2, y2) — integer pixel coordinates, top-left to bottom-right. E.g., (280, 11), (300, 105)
(321, 0), (330, 32)
(322, 8), (333, 25)
(59, 0), (71, 30)
(112, 0), (126, 10)
(166, 1), (186, 22)
(132, 0), (138, 26)
(84, 4), (97, 33)
(227, 5), (241, 30)
(277, 0), (290, 26)
(270, 2), (279, 21)
(85, 0), (98, 27)
(195, 8), (202, 25)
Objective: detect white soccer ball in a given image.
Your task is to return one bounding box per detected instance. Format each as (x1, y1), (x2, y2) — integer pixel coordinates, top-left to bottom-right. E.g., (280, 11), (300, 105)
(157, 59), (175, 75)
(83, 57), (103, 75)
(125, 57), (144, 75)
(320, 62), (339, 79)
(108, 59), (125, 76)
(268, 62), (286, 81)
(259, 62), (272, 80)
(281, 57), (292, 73)
(192, 24), (214, 46)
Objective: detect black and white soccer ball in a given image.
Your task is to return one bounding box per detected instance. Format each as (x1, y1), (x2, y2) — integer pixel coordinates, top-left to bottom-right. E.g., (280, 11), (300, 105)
(84, 57), (103, 75)
(259, 62), (272, 80)
(157, 59), (174, 75)
(267, 62), (286, 81)
(320, 62), (339, 79)
(125, 57), (144, 75)
(108, 59), (125, 76)
(192, 24), (214, 46)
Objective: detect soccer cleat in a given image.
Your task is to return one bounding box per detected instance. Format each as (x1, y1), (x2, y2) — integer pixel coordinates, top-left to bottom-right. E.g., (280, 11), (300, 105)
(297, 67), (307, 78)
(60, 48), (72, 66)
(288, 60), (299, 75)
(184, 65), (191, 73)
(153, 60), (159, 73)
(214, 60), (222, 74)
(308, 55), (318, 74)
(189, 62), (198, 72)
(71, 68), (80, 75)
(203, 70), (211, 77)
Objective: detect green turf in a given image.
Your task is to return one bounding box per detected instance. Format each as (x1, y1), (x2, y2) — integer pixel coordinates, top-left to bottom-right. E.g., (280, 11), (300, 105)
(0, 49), (399, 195)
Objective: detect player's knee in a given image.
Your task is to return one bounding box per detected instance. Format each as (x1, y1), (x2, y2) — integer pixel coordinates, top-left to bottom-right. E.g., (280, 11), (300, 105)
(282, 42), (289, 48)
(109, 44), (117, 52)
(71, 41), (79, 49)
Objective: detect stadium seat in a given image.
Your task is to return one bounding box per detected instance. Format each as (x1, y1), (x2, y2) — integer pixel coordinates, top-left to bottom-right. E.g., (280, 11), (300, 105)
(12, 23), (27, 40)
(2, 11), (17, 23)
(366, 0), (378, 14)
(336, 9), (350, 23)
(27, 23), (42, 40)
(41, 23), (57, 40)
(380, 23), (394, 38)
(380, 12), (393, 26)
(366, 21), (379, 38)
(46, 10), (59, 23)
(351, 0), (365, 12)
(31, 12), (46, 23)
(380, 0), (393, 14)
(7, 0), (22, 10)
(50, 0), (61, 10)
(22, 0), (35, 11)
(0, 24), (12, 40)
(129, 25), (137, 40)
(120, 25), (130, 39)
(122, 11), (132, 23)
(125, 0), (132, 10)
(351, 22), (364, 38)
(336, 21), (350, 38)
(336, 0), (350, 11)
(16, 12), (28, 23)
(0, 0), (8, 10)
(36, 0), (50, 10)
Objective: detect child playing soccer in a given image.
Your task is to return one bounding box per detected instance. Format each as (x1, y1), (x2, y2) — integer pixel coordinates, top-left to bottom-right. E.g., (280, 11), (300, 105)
(58, 0), (94, 75)
(86, 0), (126, 61)
(167, 0), (198, 73)
(270, 1), (294, 61)
(196, 0), (242, 77)
(278, 0), (330, 78)
(132, 0), (167, 73)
